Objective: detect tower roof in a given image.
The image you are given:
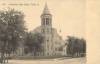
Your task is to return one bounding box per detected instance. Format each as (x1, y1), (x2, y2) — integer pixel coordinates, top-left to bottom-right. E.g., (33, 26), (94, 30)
(42, 3), (51, 14)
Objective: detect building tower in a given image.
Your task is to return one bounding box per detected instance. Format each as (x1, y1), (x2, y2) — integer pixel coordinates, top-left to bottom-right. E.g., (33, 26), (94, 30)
(41, 3), (53, 56)
(41, 3), (52, 28)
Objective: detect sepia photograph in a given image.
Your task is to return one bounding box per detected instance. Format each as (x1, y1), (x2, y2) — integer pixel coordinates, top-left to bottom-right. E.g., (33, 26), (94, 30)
(0, 0), (86, 64)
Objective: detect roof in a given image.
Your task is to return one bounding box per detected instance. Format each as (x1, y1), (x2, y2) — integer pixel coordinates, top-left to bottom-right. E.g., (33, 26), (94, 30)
(42, 3), (51, 14)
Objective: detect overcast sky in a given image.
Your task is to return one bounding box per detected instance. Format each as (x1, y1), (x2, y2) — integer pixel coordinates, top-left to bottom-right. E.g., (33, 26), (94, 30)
(0, 0), (85, 39)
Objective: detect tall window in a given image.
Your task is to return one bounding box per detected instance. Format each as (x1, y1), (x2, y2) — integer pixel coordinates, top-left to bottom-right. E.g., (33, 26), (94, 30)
(46, 18), (49, 25)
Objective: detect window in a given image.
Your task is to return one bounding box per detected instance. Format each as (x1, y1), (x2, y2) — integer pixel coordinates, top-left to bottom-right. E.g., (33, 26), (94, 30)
(46, 18), (49, 25)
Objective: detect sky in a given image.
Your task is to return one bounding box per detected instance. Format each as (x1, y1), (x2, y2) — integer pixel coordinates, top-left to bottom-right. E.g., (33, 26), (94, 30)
(0, 0), (86, 40)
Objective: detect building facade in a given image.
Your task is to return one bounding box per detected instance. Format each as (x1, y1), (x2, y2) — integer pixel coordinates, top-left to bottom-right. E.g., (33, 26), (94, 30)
(32, 4), (67, 56)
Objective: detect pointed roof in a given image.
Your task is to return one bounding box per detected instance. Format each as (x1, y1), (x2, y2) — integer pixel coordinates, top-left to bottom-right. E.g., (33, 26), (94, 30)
(42, 3), (51, 14)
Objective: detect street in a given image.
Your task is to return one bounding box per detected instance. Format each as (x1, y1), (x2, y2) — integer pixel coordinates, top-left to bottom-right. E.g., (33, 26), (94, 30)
(8, 58), (86, 64)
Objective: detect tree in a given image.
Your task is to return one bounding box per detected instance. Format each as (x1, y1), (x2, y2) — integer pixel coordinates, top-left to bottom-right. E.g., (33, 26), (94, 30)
(79, 38), (86, 57)
(24, 32), (44, 56)
(66, 36), (86, 57)
(0, 9), (26, 63)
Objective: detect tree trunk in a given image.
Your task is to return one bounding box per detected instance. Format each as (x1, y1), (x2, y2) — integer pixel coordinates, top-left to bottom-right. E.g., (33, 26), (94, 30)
(1, 52), (5, 64)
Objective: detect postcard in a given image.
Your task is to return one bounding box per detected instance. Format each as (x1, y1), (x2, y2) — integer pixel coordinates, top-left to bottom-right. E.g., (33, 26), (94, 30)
(0, 0), (88, 64)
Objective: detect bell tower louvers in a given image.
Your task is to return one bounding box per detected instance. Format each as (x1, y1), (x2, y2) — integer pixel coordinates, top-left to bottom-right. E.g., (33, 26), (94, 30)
(41, 3), (53, 56)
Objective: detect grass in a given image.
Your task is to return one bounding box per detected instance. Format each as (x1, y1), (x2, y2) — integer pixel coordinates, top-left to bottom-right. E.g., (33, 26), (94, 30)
(8, 55), (69, 60)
